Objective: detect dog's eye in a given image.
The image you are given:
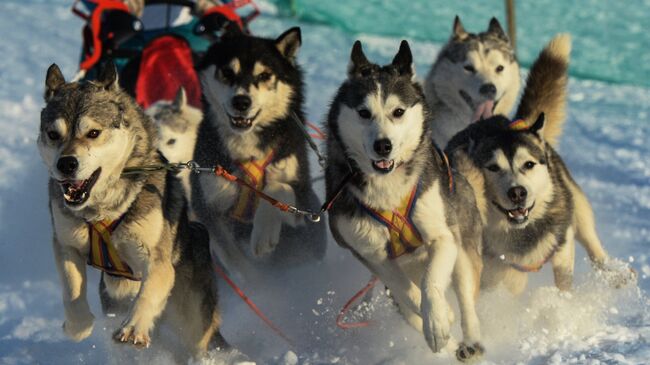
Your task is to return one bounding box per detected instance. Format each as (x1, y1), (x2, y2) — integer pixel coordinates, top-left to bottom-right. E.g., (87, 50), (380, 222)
(167, 138), (176, 146)
(464, 65), (476, 73)
(496, 65), (504, 73)
(86, 129), (101, 139)
(47, 131), (61, 141)
(524, 161), (536, 170)
(392, 108), (405, 118)
(357, 109), (371, 119)
(220, 68), (235, 80)
(257, 72), (272, 83)
(486, 164), (500, 172)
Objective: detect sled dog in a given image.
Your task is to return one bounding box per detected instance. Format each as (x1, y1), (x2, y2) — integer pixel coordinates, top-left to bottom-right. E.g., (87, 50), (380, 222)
(145, 87), (202, 204)
(325, 40), (484, 361)
(424, 16), (521, 147)
(38, 64), (223, 356)
(446, 34), (636, 294)
(192, 26), (326, 273)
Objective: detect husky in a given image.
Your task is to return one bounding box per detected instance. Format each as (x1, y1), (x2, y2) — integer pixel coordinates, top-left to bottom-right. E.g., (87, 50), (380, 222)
(145, 87), (202, 204)
(38, 63), (223, 357)
(325, 40), (484, 362)
(191, 26), (326, 273)
(446, 34), (636, 294)
(424, 16), (521, 147)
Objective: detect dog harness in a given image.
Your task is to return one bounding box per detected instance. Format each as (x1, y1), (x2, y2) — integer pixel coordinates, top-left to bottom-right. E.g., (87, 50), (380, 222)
(508, 118), (528, 131)
(231, 149), (276, 222)
(358, 185), (424, 259)
(87, 216), (140, 281)
(486, 243), (560, 273)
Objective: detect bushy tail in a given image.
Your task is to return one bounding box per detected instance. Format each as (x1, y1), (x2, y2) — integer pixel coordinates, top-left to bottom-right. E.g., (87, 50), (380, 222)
(516, 34), (571, 146)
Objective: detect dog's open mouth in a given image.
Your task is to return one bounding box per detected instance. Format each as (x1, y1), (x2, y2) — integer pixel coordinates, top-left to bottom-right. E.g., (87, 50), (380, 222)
(228, 110), (260, 130)
(493, 201), (535, 224)
(372, 159), (395, 173)
(59, 168), (101, 206)
(459, 90), (501, 122)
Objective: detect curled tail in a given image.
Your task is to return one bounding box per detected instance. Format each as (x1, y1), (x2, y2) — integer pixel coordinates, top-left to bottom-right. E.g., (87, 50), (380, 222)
(516, 34), (571, 146)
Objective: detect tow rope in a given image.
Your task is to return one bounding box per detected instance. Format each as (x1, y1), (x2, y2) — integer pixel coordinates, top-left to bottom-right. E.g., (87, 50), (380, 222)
(212, 259), (295, 347)
(122, 161), (322, 222)
(336, 276), (379, 329)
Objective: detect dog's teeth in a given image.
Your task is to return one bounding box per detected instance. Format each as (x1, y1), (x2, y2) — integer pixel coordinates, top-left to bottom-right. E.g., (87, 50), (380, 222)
(508, 211), (514, 218)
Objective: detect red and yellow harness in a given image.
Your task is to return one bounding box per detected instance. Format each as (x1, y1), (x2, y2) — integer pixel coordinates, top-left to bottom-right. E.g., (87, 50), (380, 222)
(231, 149), (276, 222)
(86, 216), (140, 281)
(358, 185), (425, 259)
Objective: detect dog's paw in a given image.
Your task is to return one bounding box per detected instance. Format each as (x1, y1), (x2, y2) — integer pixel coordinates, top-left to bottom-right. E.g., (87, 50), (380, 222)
(595, 259), (638, 288)
(250, 209), (282, 258)
(113, 323), (151, 349)
(455, 342), (485, 363)
(421, 296), (450, 353)
(62, 313), (94, 342)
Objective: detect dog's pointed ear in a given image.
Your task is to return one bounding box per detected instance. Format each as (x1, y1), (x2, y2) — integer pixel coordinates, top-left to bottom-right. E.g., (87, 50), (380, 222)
(452, 15), (468, 40)
(173, 87), (188, 111)
(97, 61), (120, 91)
(222, 21), (243, 38)
(45, 64), (65, 102)
(348, 40), (372, 78)
(392, 40), (415, 79)
(488, 17), (509, 41)
(529, 113), (546, 137)
(275, 27), (301, 61)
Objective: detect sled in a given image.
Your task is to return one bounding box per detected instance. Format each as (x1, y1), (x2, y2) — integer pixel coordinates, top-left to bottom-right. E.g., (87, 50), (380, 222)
(71, 0), (260, 108)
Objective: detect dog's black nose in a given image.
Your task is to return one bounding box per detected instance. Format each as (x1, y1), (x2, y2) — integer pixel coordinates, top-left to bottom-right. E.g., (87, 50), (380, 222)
(507, 186), (527, 204)
(231, 95), (252, 112)
(57, 156), (79, 175)
(479, 83), (497, 98)
(373, 138), (392, 157)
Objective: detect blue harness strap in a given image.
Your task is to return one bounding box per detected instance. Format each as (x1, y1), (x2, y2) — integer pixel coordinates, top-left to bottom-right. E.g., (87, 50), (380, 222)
(358, 184), (425, 259)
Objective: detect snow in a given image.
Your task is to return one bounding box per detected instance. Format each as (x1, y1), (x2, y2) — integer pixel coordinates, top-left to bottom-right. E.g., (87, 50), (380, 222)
(0, 1), (648, 364)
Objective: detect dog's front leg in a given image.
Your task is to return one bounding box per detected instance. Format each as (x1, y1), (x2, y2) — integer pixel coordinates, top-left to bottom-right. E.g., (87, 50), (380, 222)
(552, 228), (575, 291)
(250, 181), (296, 258)
(365, 259), (422, 319)
(573, 189), (636, 286)
(53, 239), (94, 341)
(420, 234), (457, 353)
(114, 247), (174, 348)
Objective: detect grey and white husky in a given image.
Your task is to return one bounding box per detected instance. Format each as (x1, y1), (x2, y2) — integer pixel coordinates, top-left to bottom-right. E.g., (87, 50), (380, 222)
(424, 16), (521, 147)
(447, 34), (636, 294)
(325, 40), (484, 362)
(192, 27), (326, 274)
(38, 64), (223, 357)
(145, 87), (202, 203)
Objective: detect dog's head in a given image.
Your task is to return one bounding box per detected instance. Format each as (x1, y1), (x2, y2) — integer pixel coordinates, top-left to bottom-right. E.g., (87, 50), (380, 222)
(38, 63), (152, 211)
(462, 114), (553, 227)
(200, 27), (302, 134)
(330, 40), (428, 176)
(145, 87), (202, 163)
(433, 16), (520, 120)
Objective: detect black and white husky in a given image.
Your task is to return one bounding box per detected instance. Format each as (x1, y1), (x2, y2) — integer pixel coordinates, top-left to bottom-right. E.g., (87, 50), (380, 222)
(325, 40), (484, 362)
(192, 27), (326, 274)
(424, 16), (521, 147)
(447, 34), (636, 294)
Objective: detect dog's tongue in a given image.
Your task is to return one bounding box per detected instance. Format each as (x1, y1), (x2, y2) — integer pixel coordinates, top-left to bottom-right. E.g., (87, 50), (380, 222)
(471, 100), (495, 122)
(375, 160), (392, 169)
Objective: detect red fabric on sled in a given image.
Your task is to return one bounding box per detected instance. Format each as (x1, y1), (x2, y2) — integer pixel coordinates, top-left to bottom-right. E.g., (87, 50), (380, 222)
(135, 36), (202, 109)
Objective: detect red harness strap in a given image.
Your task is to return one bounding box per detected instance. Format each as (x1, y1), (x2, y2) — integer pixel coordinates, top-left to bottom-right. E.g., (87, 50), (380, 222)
(508, 245), (560, 273)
